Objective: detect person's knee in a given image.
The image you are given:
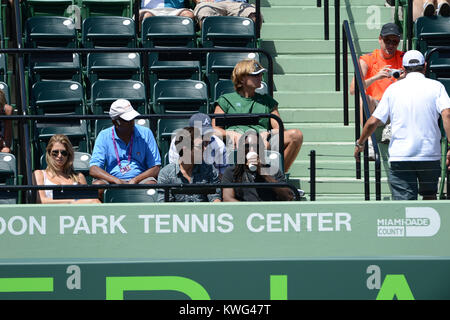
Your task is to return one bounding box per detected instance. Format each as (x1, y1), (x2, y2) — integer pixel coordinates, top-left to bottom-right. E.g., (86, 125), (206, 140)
(180, 9), (194, 19)
(286, 129), (303, 147)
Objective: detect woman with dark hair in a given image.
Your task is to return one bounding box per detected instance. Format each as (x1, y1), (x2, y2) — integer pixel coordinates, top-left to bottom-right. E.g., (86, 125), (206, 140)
(222, 133), (294, 202)
(32, 134), (100, 204)
(0, 90), (13, 153)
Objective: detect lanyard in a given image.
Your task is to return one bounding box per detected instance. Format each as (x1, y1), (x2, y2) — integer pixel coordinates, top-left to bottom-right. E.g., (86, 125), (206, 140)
(112, 127), (133, 169)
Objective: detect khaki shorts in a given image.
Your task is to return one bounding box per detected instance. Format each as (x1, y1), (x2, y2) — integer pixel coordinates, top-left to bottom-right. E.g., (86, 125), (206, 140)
(194, 1), (259, 22)
(139, 7), (193, 21)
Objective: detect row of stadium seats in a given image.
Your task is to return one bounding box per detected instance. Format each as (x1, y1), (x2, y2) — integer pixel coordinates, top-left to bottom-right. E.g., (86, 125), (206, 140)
(24, 16), (256, 49)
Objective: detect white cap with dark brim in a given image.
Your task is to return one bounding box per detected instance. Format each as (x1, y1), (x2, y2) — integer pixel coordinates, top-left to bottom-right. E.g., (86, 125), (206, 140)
(402, 50), (425, 67)
(109, 98), (140, 121)
(248, 61), (267, 75)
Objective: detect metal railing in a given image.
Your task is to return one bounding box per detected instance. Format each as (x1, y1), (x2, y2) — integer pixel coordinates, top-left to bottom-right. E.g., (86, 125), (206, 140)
(342, 20), (381, 200)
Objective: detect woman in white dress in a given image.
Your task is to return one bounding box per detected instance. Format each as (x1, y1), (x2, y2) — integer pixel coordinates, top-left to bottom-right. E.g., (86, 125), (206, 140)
(32, 134), (100, 204)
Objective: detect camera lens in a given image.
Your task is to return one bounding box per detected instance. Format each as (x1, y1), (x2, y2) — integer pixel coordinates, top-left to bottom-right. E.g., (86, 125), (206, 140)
(392, 70), (400, 79)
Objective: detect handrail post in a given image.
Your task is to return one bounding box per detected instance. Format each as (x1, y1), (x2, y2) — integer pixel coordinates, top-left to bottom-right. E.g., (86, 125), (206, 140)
(407, 0), (413, 50)
(255, 0), (261, 40)
(354, 74), (361, 179)
(309, 150), (316, 201)
(324, 0), (329, 40)
(342, 22), (348, 125)
(335, 0), (340, 91)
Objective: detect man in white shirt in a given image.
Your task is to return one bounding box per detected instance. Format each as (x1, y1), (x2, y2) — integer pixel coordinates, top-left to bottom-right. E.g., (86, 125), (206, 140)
(169, 113), (228, 178)
(354, 50), (450, 200)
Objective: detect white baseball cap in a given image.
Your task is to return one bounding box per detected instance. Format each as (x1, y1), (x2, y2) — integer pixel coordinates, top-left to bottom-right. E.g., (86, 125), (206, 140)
(248, 61), (267, 75)
(109, 99), (140, 121)
(402, 50), (425, 67)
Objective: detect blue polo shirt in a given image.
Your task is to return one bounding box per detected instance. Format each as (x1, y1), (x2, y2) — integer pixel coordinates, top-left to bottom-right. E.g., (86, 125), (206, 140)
(90, 125), (161, 180)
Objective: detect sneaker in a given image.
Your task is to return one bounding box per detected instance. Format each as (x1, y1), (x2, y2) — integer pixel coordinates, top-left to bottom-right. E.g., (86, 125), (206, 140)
(423, 2), (436, 16)
(437, 2), (450, 16)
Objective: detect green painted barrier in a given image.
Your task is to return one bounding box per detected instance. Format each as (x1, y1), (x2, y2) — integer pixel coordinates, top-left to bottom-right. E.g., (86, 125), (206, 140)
(0, 201), (448, 299)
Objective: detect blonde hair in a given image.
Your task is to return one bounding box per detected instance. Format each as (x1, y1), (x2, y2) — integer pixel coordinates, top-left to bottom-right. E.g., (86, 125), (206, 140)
(231, 59), (263, 92)
(45, 134), (79, 183)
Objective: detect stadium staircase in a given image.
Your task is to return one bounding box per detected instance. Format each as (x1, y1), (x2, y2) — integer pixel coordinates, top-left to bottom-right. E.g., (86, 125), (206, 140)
(260, 0), (395, 201)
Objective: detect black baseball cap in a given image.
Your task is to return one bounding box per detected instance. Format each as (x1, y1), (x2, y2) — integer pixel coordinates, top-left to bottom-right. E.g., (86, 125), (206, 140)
(380, 22), (401, 37)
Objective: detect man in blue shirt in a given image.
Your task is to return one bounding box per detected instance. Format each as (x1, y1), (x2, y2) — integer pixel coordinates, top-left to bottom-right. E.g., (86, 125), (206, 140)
(89, 99), (161, 194)
(193, 0), (261, 28)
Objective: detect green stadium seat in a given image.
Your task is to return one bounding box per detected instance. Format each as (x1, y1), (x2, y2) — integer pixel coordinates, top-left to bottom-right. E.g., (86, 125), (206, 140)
(25, 16), (78, 48)
(34, 120), (90, 157)
(81, 0), (133, 18)
(0, 81), (10, 104)
(141, 16), (196, 48)
(206, 52), (259, 96)
(82, 16), (136, 48)
(30, 80), (85, 115)
(152, 79), (209, 114)
(90, 79), (147, 115)
(428, 50), (450, 79)
(103, 188), (158, 203)
(201, 16), (256, 48)
(25, 0), (75, 17)
(87, 52), (141, 84)
(439, 78), (450, 94)
(156, 118), (190, 166)
(0, 53), (6, 83)
(0, 152), (17, 204)
(30, 53), (82, 83)
(414, 16), (450, 54)
(148, 55), (201, 82)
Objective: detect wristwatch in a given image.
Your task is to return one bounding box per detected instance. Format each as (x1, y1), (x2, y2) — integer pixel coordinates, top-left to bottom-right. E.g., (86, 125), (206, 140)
(355, 140), (364, 148)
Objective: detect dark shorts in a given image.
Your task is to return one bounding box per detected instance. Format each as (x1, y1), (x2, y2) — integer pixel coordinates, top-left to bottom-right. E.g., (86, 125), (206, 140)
(389, 161), (441, 200)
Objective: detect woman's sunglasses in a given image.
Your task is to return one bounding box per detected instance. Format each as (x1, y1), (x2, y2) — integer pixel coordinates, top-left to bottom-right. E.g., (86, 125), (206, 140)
(51, 149), (68, 157)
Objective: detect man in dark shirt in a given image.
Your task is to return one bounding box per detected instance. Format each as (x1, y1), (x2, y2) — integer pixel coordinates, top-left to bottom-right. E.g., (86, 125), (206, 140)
(221, 132), (294, 202)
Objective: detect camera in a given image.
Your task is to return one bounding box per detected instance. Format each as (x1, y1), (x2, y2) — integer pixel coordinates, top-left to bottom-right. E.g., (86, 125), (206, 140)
(388, 68), (402, 79)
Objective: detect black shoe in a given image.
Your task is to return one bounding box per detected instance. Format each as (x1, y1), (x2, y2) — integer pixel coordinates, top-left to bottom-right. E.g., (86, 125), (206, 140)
(437, 2), (450, 16)
(423, 2), (436, 16)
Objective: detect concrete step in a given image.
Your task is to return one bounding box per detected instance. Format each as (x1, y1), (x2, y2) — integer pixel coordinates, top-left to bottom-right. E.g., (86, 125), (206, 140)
(261, 39), (382, 55)
(274, 74), (350, 92)
(279, 108), (354, 123)
(262, 0), (382, 6)
(273, 54), (355, 74)
(261, 22), (389, 40)
(261, 6), (393, 24)
(297, 177), (391, 194)
(284, 123), (355, 142)
(274, 91), (355, 108)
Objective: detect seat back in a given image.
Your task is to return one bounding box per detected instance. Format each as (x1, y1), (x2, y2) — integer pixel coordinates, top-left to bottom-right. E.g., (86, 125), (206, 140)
(81, 0), (133, 18)
(87, 52), (141, 84)
(0, 53), (6, 83)
(201, 16), (256, 48)
(30, 53), (82, 83)
(0, 81), (10, 104)
(414, 16), (450, 53)
(31, 80), (85, 115)
(428, 50), (450, 79)
(152, 79), (209, 114)
(90, 79), (147, 115)
(25, 16), (77, 48)
(103, 188), (158, 203)
(0, 152), (17, 204)
(156, 118), (190, 163)
(206, 52), (260, 95)
(25, 0), (75, 17)
(82, 16), (136, 48)
(141, 16), (196, 48)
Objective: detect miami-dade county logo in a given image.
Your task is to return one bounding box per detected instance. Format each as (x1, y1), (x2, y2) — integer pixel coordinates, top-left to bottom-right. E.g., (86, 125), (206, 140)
(377, 207), (440, 237)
